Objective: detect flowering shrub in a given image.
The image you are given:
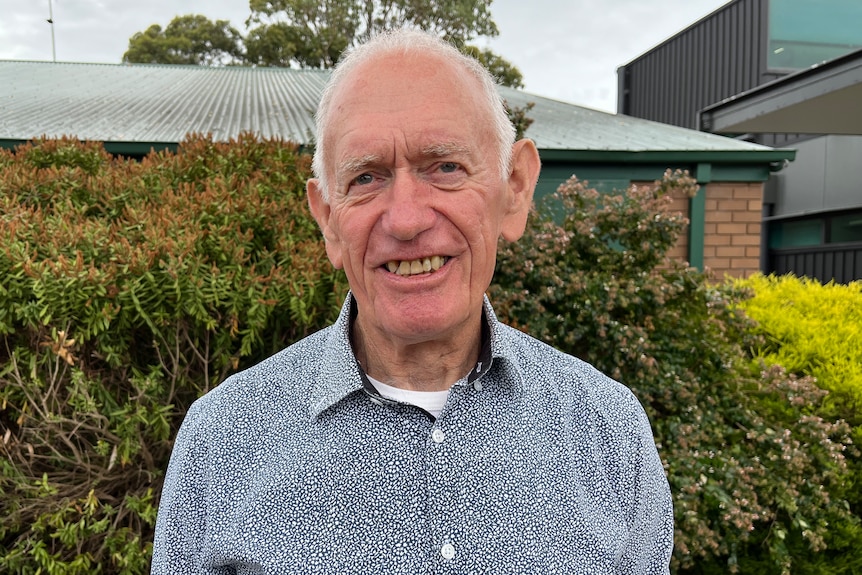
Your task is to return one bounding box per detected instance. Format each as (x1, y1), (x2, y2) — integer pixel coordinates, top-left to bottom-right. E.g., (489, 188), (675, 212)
(0, 135), (347, 573)
(490, 172), (860, 573)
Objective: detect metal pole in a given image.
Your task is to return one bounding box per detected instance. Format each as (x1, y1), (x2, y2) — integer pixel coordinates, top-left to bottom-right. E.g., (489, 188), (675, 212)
(48, 0), (56, 62)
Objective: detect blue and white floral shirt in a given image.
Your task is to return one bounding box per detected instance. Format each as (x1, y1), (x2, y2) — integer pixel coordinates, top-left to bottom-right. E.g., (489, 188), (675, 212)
(152, 296), (673, 574)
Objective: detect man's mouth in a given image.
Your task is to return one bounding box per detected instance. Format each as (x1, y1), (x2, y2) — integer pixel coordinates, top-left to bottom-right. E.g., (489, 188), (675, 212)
(384, 256), (448, 277)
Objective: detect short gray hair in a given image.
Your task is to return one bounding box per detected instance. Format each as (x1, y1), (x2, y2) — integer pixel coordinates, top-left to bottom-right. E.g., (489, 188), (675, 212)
(311, 28), (516, 201)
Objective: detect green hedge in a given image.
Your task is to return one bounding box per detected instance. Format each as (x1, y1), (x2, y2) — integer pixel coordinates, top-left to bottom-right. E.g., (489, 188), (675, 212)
(2, 138), (859, 574)
(0, 135), (347, 573)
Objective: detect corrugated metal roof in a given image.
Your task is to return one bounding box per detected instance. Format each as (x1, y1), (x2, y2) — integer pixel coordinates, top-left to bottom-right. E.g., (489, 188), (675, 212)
(0, 60), (780, 155)
(0, 61), (326, 144)
(499, 87), (778, 153)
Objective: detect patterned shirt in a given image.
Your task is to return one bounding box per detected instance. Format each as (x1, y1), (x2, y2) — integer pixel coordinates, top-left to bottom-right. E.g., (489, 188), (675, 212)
(152, 296), (673, 574)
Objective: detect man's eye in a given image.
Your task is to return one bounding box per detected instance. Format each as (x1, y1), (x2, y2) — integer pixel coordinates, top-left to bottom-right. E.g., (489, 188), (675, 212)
(439, 162), (459, 173)
(353, 173), (374, 185)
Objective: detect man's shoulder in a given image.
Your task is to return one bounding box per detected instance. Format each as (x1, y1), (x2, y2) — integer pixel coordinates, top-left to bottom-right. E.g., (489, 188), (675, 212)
(183, 325), (337, 423)
(496, 321), (602, 381)
(495, 322), (646, 421)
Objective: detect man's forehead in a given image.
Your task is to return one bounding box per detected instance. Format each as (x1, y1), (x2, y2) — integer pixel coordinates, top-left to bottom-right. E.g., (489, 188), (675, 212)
(342, 49), (462, 83)
(329, 50), (478, 110)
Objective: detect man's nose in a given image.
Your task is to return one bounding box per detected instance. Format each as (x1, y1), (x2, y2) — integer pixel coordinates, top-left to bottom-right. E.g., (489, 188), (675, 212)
(381, 171), (436, 240)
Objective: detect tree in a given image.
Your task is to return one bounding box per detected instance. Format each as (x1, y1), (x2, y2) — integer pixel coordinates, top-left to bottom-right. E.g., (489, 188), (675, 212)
(505, 101), (534, 139)
(247, 0), (498, 49)
(463, 45), (523, 88)
(243, 22), (306, 67)
(123, 14), (244, 66)
(245, 0), (515, 73)
(122, 3), (524, 91)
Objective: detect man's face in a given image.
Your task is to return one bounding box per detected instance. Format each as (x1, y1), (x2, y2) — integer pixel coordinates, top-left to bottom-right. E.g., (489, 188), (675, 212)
(308, 52), (534, 350)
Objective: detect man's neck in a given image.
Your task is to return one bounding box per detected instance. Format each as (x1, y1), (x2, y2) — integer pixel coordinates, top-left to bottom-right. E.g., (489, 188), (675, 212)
(351, 316), (481, 392)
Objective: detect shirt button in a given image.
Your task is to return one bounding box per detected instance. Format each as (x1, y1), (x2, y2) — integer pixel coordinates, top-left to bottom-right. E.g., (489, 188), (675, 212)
(431, 428), (445, 443)
(473, 381), (483, 392)
(440, 543), (456, 560)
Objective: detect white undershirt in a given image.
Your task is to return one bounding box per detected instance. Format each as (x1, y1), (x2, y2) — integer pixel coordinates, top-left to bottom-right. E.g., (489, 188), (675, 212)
(366, 375), (451, 418)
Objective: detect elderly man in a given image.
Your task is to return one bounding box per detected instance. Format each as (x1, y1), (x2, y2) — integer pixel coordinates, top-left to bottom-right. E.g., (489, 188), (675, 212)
(152, 28), (673, 574)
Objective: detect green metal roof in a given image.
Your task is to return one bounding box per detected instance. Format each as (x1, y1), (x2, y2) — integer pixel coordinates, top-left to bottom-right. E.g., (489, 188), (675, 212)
(0, 61), (326, 149)
(499, 86), (787, 158)
(0, 60), (794, 167)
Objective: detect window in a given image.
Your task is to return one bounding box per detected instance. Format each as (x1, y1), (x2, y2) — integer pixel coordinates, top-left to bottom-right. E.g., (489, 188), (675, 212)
(768, 0), (862, 70)
(830, 212), (862, 243)
(769, 210), (862, 249)
(769, 218), (822, 249)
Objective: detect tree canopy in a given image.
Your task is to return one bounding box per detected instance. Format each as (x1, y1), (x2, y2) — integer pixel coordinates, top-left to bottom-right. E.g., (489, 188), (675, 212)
(244, 0), (497, 67)
(122, 14), (244, 66)
(122, 1), (524, 88)
(463, 45), (523, 89)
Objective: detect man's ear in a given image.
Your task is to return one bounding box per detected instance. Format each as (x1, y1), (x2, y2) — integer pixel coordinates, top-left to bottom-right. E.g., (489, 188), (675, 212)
(500, 138), (541, 242)
(307, 178), (344, 269)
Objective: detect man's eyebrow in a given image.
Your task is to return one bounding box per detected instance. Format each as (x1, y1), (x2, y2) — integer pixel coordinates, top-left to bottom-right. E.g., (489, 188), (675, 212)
(420, 142), (472, 158)
(337, 153), (384, 175)
(336, 143), (471, 177)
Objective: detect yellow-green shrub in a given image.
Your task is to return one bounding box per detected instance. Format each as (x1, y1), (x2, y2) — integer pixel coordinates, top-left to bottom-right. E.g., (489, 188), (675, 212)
(736, 274), (862, 417)
(735, 274), (862, 575)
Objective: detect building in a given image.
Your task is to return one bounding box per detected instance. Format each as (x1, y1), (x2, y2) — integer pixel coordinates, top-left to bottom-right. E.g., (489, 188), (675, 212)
(618, 0), (862, 283)
(1, 60), (794, 278)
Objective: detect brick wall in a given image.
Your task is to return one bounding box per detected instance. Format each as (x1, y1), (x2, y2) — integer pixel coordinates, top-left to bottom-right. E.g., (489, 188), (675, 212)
(702, 182), (763, 279)
(637, 180), (764, 279)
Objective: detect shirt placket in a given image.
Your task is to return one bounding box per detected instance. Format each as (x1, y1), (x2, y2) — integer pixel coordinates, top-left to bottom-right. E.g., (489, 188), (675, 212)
(424, 404), (463, 573)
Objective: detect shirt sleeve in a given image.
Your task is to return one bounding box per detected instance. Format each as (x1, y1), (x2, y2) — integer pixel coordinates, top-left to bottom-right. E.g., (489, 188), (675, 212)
(151, 400), (227, 575)
(617, 408), (674, 574)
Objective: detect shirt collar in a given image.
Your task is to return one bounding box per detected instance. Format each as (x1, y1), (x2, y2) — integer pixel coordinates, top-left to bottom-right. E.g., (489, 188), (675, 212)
(308, 293), (522, 419)
(308, 294), (365, 418)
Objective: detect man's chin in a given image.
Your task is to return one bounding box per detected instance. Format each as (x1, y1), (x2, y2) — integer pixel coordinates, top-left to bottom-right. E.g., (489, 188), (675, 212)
(369, 300), (471, 345)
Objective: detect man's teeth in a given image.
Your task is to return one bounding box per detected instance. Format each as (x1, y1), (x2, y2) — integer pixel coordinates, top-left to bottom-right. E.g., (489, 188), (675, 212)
(386, 256), (447, 276)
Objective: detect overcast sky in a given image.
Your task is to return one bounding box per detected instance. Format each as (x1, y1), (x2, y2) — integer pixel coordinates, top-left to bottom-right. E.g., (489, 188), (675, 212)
(0, 0), (730, 113)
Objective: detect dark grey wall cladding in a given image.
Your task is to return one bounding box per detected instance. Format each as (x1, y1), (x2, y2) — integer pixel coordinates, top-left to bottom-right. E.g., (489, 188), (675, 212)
(619, 0), (769, 130)
(771, 244), (862, 283)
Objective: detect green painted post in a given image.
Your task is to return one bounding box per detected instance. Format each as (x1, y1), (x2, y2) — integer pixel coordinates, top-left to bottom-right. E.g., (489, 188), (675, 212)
(689, 164), (710, 271)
